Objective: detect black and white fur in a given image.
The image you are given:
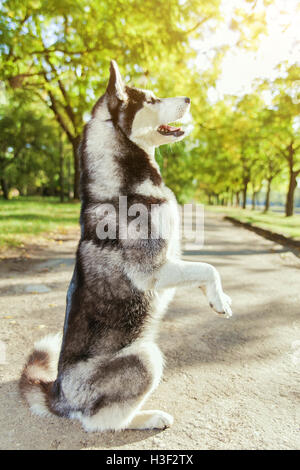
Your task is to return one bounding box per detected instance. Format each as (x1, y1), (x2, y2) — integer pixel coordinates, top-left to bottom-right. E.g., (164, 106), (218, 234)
(20, 61), (232, 432)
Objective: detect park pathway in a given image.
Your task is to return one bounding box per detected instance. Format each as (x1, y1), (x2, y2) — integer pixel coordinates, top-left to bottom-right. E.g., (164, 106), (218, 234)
(0, 210), (299, 450)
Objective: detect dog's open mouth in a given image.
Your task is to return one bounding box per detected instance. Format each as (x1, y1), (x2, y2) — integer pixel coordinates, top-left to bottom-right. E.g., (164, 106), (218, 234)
(157, 124), (184, 138)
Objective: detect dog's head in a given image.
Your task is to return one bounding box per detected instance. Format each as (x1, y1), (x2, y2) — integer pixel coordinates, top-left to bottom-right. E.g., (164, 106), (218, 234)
(103, 60), (190, 149)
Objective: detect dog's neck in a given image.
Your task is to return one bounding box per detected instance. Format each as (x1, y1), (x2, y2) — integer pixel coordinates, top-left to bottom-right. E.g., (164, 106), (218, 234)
(125, 137), (161, 174)
(131, 138), (154, 159)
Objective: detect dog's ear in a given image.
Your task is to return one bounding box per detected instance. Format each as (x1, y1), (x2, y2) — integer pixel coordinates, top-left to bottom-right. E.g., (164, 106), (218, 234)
(106, 60), (127, 103)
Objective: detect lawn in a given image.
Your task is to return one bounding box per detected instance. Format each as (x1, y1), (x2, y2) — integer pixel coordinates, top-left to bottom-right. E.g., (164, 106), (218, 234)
(0, 197), (80, 250)
(206, 206), (300, 240)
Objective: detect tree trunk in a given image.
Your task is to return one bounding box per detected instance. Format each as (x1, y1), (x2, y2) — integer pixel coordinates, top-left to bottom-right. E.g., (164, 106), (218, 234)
(1, 178), (9, 200)
(72, 136), (81, 200)
(242, 182), (248, 209)
(68, 153), (72, 200)
(264, 178), (272, 213)
(285, 171), (297, 217)
(59, 137), (64, 203)
(251, 191), (255, 210)
(252, 190), (260, 210)
(235, 192), (240, 207)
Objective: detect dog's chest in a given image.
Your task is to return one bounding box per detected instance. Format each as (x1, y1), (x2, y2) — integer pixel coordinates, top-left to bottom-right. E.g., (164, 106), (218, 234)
(135, 181), (181, 257)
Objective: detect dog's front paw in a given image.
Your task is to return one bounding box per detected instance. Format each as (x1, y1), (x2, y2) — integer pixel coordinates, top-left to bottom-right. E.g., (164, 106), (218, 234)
(208, 290), (232, 319)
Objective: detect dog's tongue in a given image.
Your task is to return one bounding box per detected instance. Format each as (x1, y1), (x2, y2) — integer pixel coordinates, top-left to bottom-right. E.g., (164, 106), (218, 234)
(160, 124), (181, 132)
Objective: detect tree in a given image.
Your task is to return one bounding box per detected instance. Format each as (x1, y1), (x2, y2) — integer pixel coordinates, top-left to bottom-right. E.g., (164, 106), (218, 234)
(0, 0), (227, 198)
(0, 99), (64, 198)
(192, 94), (266, 208)
(262, 151), (282, 212)
(259, 65), (300, 216)
(0, 0), (273, 199)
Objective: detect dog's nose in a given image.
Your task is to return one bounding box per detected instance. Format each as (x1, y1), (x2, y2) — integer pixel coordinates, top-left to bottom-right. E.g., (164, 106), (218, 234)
(185, 97), (191, 104)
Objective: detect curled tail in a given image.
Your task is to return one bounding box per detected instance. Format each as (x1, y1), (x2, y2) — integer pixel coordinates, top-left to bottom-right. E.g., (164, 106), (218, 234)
(19, 333), (62, 417)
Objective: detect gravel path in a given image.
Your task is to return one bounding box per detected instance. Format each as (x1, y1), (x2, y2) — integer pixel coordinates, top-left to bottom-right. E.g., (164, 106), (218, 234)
(0, 211), (299, 450)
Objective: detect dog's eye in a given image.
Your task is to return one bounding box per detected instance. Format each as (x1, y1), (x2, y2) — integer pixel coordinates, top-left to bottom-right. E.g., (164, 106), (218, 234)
(147, 97), (156, 104)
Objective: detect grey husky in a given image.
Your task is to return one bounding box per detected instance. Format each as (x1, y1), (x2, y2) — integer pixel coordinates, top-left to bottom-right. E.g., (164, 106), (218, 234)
(20, 61), (232, 432)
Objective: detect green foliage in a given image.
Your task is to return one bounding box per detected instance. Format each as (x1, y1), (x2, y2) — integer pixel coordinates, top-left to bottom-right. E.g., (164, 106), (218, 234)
(0, 0), (231, 197)
(0, 0), (299, 216)
(0, 96), (73, 197)
(156, 142), (197, 204)
(190, 63), (300, 214)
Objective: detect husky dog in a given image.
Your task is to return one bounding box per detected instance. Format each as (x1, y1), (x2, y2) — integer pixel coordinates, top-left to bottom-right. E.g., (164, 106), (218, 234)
(20, 61), (232, 432)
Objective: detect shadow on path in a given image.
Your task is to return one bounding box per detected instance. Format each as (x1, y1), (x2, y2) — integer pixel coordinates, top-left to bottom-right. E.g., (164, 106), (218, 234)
(0, 379), (162, 450)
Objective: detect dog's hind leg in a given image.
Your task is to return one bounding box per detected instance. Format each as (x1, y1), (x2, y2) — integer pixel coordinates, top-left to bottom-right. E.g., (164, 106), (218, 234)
(81, 405), (173, 432)
(78, 343), (170, 432)
(126, 410), (173, 430)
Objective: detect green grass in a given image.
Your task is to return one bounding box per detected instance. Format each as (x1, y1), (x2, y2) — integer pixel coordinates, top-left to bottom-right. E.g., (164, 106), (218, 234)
(0, 197), (80, 249)
(206, 206), (300, 240)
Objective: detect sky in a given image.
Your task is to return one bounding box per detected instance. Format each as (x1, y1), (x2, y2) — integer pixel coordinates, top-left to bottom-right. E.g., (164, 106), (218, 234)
(194, 0), (300, 100)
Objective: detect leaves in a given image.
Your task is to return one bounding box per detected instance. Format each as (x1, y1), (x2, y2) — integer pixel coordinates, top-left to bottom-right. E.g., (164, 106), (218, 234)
(0, 0), (299, 213)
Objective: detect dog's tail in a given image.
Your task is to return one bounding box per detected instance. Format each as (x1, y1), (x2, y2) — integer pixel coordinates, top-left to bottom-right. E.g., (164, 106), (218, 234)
(19, 333), (62, 417)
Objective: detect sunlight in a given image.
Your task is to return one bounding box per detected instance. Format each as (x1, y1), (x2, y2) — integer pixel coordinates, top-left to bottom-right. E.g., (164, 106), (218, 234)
(195, 0), (300, 97)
